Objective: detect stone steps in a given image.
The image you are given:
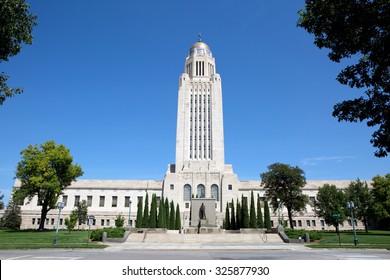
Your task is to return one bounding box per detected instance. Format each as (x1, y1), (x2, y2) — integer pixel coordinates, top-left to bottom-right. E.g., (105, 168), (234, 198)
(126, 232), (282, 243)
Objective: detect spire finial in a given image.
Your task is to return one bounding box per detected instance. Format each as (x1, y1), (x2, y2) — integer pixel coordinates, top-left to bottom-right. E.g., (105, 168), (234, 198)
(198, 32), (202, 42)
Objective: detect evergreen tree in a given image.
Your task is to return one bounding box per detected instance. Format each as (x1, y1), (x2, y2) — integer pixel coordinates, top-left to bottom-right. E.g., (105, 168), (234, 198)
(175, 204), (181, 230)
(257, 194), (264, 228)
(264, 200), (272, 230)
(1, 199), (22, 229)
(157, 197), (165, 228)
(249, 191), (257, 228)
(241, 194), (250, 228)
(142, 193), (149, 228)
(136, 198), (143, 228)
(230, 199), (236, 230)
(149, 194), (157, 228)
(224, 202), (231, 230)
(236, 199), (241, 229)
(165, 197), (170, 229)
(169, 200), (175, 230)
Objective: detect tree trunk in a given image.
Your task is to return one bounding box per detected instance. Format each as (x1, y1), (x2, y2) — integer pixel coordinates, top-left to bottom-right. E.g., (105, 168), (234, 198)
(287, 206), (294, 229)
(38, 204), (49, 230)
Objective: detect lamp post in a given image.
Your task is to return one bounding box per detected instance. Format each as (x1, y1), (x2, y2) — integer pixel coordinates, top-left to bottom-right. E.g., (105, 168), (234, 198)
(53, 201), (65, 245)
(347, 201), (358, 246)
(277, 198), (281, 226)
(128, 198), (132, 228)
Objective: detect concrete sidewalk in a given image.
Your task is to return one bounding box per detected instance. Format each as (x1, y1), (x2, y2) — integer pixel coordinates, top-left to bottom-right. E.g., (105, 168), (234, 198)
(104, 241), (312, 251)
(104, 232), (312, 251)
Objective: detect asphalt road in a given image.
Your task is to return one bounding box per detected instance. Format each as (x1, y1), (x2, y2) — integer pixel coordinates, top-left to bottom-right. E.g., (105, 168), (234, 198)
(1, 247), (389, 260)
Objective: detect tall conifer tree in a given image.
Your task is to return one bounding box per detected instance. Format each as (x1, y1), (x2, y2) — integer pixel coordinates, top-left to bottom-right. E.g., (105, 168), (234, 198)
(175, 204), (181, 230)
(230, 199), (236, 230)
(136, 198), (143, 228)
(264, 200), (272, 230)
(250, 191), (257, 228)
(142, 193), (149, 228)
(257, 194), (264, 228)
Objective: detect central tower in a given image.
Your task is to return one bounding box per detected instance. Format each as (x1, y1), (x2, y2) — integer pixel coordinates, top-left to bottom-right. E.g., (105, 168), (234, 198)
(175, 39), (225, 172)
(164, 38), (239, 228)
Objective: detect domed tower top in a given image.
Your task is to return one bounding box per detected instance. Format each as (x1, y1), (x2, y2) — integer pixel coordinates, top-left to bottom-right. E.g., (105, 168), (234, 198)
(188, 33), (212, 58)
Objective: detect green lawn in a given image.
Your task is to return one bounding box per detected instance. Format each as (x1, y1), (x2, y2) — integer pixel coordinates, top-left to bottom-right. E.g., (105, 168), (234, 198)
(308, 230), (390, 249)
(0, 230), (107, 249)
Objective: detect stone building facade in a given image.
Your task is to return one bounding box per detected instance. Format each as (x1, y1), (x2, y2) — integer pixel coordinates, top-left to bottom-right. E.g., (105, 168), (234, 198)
(13, 39), (364, 231)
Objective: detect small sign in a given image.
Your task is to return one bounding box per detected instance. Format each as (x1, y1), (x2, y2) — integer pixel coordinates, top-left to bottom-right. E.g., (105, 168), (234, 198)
(332, 213), (340, 218)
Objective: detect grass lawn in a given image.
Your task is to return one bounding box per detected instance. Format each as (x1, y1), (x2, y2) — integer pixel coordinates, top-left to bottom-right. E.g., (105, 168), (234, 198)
(307, 230), (390, 249)
(0, 229), (107, 249)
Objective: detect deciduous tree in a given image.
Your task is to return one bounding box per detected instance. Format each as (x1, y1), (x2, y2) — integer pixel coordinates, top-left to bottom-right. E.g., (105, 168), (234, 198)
(0, 0), (37, 106)
(315, 184), (346, 230)
(345, 179), (373, 233)
(371, 174), (390, 228)
(260, 163), (308, 229)
(298, 0), (390, 157)
(14, 140), (83, 230)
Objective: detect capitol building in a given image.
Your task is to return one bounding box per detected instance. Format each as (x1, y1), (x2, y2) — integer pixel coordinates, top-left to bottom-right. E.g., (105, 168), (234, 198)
(15, 39), (363, 231)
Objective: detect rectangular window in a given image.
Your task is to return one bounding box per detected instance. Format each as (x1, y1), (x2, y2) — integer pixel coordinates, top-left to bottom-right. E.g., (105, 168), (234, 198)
(320, 220), (325, 227)
(228, 184), (232, 190)
(106, 219), (110, 226)
(298, 220), (302, 227)
(99, 196), (105, 207)
(312, 220), (316, 227)
(101, 219), (105, 226)
(74, 195), (80, 206)
(293, 220), (297, 227)
(32, 218), (36, 225)
(37, 218), (41, 225)
(60, 218), (63, 225)
(87, 196), (93, 207)
(112, 196), (117, 207)
(185, 202), (189, 209)
(170, 184), (174, 190)
(62, 195), (68, 207)
(51, 218), (55, 225)
(306, 220), (311, 226)
(125, 196), (130, 207)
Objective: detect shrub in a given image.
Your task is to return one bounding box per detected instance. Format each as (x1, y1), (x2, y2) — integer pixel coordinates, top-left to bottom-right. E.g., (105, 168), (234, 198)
(90, 227), (125, 241)
(284, 228), (322, 241)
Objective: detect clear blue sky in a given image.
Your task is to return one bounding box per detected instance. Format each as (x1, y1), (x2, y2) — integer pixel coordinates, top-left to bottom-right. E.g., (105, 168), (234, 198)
(1, 0), (389, 204)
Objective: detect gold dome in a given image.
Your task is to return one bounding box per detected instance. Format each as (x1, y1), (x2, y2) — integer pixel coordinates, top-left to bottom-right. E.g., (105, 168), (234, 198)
(190, 41), (210, 51)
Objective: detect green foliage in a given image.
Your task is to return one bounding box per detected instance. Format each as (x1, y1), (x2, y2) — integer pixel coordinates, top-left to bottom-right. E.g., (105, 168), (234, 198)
(315, 184), (347, 230)
(284, 228), (322, 241)
(0, 191), (4, 210)
(260, 162), (308, 229)
(142, 193), (149, 228)
(224, 202), (230, 230)
(1, 199), (22, 229)
(0, 0), (37, 106)
(149, 194), (157, 228)
(175, 204), (181, 230)
(73, 200), (88, 228)
(249, 191), (257, 228)
(371, 174), (390, 226)
(165, 197), (170, 229)
(263, 200), (271, 230)
(90, 227), (125, 241)
(136, 198), (143, 228)
(345, 179), (373, 232)
(241, 194), (250, 228)
(64, 212), (77, 233)
(230, 199), (236, 230)
(257, 194), (264, 228)
(236, 199), (241, 229)
(157, 197), (165, 228)
(14, 140), (83, 230)
(114, 214), (125, 228)
(298, 0), (390, 157)
(169, 200), (175, 230)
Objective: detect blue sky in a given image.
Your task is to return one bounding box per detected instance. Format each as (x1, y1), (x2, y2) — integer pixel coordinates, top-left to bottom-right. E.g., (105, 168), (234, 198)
(1, 0), (389, 204)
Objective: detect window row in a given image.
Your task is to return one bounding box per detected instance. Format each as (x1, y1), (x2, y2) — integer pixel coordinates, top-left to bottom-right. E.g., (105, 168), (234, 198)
(60, 195), (133, 208)
(183, 184), (219, 201)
